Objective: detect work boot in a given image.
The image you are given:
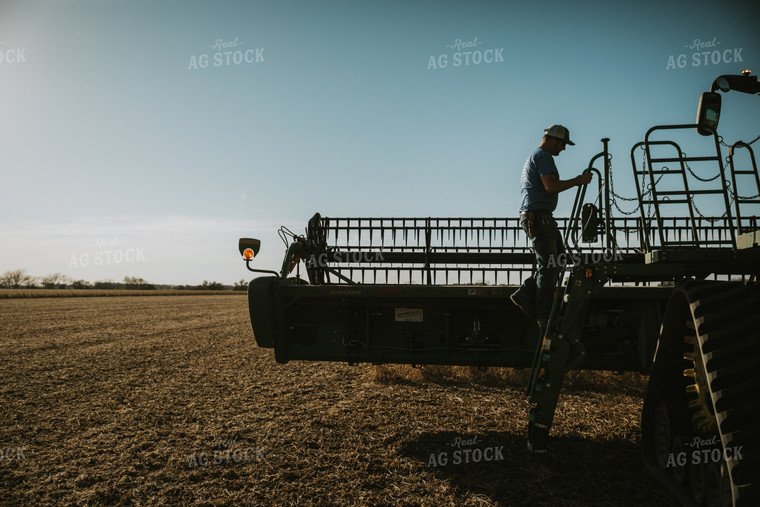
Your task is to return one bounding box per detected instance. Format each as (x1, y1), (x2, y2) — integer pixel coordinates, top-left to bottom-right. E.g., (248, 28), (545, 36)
(510, 291), (536, 319)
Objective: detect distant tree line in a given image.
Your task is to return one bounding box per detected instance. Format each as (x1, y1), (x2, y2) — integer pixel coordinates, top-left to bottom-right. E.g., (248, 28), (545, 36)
(0, 269), (247, 291)
(174, 280), (248, 291)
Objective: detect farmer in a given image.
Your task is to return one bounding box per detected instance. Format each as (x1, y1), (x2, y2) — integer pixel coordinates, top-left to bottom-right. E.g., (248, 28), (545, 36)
(510, 125), (592, 329)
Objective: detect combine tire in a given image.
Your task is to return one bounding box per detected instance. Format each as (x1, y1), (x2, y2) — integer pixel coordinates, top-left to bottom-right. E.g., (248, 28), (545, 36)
(642, 281), (760, 506)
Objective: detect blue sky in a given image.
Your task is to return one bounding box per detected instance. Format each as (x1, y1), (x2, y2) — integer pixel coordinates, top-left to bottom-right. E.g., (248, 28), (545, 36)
(1, 0), (759, 284)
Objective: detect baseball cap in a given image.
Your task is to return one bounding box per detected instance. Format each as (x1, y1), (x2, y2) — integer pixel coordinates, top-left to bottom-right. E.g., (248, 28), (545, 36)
(545, 125), (575, 146)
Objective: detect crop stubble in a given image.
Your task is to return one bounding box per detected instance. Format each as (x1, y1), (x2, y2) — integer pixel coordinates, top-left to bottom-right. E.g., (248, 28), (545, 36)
(0, 296), (676, 505)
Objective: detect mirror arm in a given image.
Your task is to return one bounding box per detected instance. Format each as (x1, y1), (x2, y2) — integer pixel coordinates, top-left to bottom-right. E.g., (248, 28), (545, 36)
(244, 259), (281, 277)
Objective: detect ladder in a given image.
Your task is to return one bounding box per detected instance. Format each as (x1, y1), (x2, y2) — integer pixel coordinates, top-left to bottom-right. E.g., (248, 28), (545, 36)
(631, 125), (737, 250)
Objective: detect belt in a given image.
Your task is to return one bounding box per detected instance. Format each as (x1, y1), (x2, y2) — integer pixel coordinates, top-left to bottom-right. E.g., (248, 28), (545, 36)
(520, 210), (552, 218)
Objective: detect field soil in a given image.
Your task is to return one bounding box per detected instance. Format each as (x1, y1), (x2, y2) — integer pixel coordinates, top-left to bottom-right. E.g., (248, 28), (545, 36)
(0, 295), (677, 505)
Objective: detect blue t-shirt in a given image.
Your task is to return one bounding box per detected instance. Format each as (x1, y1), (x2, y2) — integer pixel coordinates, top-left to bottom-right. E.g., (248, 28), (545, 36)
(519, 148), (559, 212)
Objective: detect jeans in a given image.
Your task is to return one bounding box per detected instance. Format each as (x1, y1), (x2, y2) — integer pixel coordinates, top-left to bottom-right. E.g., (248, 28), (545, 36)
(514, 213), (565, 322)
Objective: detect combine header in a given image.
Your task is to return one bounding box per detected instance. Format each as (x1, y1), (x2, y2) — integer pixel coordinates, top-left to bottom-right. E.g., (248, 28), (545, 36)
(239, 73), (760, 506)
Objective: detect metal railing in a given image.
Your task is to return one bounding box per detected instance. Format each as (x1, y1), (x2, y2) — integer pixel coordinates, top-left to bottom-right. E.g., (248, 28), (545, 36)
(728, 141), (760, 236)
(290, 126), (759, 286)
(300, 214), (738, 285)
(631, 125), (738, 250)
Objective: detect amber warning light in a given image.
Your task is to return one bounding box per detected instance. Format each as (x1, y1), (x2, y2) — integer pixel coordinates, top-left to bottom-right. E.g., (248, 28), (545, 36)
(238, 238), (262, 260)
(239, 237), (280, 277)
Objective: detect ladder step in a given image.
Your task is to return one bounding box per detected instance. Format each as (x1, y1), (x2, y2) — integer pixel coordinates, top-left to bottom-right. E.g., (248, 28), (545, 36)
(649, 156), (720, 163)
(655, 189), (726, 196)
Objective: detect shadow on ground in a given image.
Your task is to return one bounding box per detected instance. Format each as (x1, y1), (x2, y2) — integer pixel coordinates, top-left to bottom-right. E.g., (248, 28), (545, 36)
(400, 430), (678, 506)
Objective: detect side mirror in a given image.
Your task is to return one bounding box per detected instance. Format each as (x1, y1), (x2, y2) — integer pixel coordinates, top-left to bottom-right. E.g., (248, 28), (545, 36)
(239, 238), (261, 259)
(710, 73), (760, 95)
(696, 92), (721, 136)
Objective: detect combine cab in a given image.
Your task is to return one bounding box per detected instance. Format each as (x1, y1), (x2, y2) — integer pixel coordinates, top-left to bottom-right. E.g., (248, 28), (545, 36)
(239, 73), (760, 506)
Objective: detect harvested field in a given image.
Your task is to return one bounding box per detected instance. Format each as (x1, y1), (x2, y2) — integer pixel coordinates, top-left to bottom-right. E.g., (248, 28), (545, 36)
(0, 289), (244, 299)
(0, 296), (677, 505)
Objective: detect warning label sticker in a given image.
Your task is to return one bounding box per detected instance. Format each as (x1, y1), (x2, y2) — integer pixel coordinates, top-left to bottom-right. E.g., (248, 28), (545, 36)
(395, 308), (423, 322)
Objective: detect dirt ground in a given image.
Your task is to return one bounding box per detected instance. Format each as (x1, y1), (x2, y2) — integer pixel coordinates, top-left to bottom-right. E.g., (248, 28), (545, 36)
(0, 295), (678, 506)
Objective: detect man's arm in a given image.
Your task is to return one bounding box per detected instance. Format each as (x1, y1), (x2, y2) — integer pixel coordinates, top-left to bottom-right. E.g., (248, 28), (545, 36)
(541, 172), (592, 194)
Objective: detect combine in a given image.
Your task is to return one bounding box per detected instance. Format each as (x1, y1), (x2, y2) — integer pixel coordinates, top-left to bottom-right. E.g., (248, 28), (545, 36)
(238, 72), (760, 506)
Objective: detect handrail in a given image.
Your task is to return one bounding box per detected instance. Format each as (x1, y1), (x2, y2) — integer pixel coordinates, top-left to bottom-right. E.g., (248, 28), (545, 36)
(728, 141), (760, 237)
(641, 124), (736, 249)
(565, 139), (610, 257)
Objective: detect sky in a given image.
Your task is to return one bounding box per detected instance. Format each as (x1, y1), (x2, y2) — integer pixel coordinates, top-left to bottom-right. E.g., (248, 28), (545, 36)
(1, 0), (759, 285)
